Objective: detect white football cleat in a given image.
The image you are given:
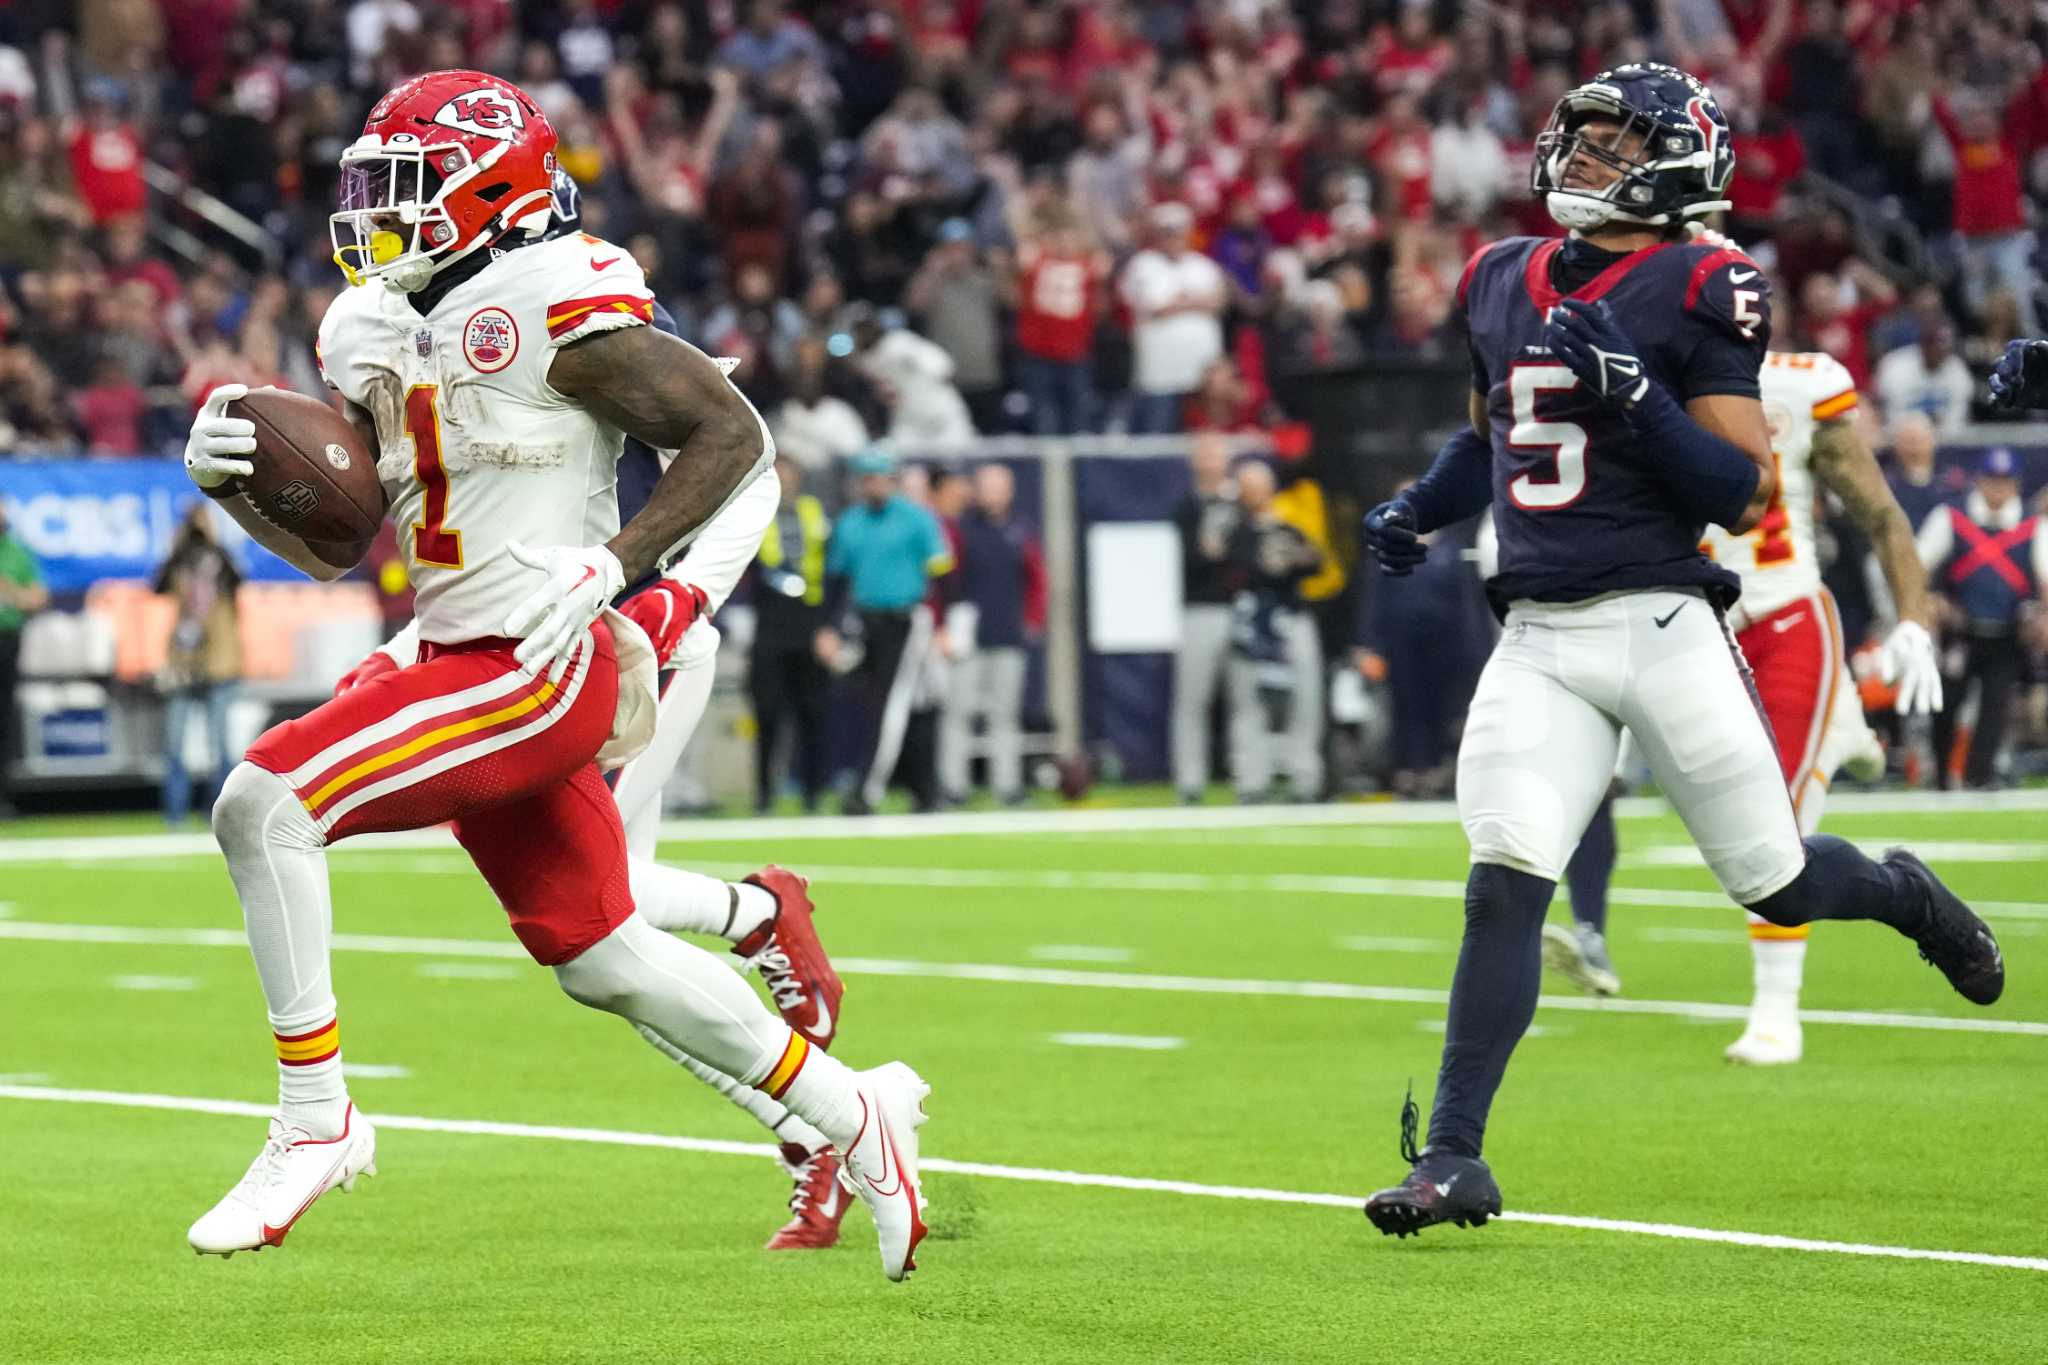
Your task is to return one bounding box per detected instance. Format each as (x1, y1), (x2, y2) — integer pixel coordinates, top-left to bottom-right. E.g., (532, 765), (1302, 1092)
(840, 1062), (930, 1281)
(1540, 922), (1621, 996)
(187, 1104), (377, 1256)
(1725, 1013), (1803, 1066)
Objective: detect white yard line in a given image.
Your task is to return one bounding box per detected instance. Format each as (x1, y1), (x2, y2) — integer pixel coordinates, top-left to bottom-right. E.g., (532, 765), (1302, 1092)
(1047, 1032), (1186, 1050)
(3, 919), (2041, 1038)
(1, 1082), (2041, 1275)
(0, 788), (2040, 864)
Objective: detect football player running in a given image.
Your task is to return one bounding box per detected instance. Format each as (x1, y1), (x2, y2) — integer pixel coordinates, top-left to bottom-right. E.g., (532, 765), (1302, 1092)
(1359, 64), (2001, 1238)
(180, 72), (927, 1279)
(327, 169), (854, 1252)
(1541, 345), (1944, 1066)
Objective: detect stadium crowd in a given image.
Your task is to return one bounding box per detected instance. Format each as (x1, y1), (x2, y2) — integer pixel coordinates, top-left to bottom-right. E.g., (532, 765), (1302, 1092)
(12, 0), (2048, 449)
(0, 0), (2046, 802)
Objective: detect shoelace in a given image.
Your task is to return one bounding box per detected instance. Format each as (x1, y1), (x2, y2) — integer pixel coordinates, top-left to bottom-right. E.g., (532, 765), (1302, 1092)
(228, 1129), (301, 1210)
(743, 941), (809, 1012)
(787, 1152), (841, 1216)
(1398, 1080), (1421, 1166)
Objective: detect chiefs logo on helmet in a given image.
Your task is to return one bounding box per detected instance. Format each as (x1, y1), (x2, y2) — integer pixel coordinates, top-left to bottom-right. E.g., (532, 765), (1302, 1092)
(434, 89), (526, 140)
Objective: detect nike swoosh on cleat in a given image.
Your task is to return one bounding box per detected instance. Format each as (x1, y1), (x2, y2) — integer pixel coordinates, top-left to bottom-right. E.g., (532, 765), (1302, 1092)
(1433, 1181), (1454, 1198)
(808, 994), (833, 1044)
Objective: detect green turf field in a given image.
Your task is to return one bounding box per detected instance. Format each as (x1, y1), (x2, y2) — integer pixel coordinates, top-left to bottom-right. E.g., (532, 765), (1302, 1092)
(2, 795), (2045, 1364)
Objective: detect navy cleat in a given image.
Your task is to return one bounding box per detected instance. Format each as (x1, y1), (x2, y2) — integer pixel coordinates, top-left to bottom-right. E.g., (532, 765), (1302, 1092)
(1363, 1088), (1504, 1238)
(1886, 850), (2004, 1005)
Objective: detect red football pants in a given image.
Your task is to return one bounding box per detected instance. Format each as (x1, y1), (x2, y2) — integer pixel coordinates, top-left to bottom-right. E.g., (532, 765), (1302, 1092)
(244, 624), (634, 964)
(1734, 590), (1845, 826)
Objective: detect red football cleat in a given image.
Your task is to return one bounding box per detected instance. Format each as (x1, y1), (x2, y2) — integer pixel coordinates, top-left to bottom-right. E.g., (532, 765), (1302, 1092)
(733, 865), (845, 1050)
(765, 1142), (850, 1251)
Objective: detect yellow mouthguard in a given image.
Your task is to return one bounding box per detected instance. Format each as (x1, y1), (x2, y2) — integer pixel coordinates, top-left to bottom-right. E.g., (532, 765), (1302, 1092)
(332, 230), (405, 286)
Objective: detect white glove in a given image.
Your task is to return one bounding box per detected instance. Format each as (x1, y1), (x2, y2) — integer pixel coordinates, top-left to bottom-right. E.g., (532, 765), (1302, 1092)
(183, 383), (256, 490)
(1880, 619), (1943, 716)
(502, 540), (625, 683)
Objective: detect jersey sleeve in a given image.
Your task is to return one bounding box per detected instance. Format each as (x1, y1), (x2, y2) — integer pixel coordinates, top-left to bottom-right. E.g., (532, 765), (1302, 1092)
(1804, 353), (1858, 422)
(543, 240), (655, 350)
(1679, 248), (1772, 399)
(313, 287), (378, 409)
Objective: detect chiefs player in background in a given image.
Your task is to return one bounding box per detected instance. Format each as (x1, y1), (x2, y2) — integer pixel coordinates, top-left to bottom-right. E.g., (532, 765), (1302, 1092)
(179, 71), (928, 1280)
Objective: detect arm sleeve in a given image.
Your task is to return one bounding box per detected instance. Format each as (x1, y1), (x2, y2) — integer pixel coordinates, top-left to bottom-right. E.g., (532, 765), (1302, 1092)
(1399, 427), (1494, 534)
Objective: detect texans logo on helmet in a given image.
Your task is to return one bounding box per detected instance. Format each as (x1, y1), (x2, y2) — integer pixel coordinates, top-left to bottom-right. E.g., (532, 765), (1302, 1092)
(434, 89), (525, 140)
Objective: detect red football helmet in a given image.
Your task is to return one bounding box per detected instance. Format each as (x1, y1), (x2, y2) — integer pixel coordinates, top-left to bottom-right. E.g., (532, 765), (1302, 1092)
(330, 70), (558, 292)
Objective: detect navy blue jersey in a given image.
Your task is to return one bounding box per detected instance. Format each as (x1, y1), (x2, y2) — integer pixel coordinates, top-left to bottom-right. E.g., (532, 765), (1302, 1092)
(1458, 235), (1770, 609)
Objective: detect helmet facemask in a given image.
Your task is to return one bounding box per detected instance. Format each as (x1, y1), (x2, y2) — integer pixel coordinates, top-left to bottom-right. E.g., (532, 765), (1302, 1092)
(330, 136), (548, 292)
(1532, 85), (1728, 233)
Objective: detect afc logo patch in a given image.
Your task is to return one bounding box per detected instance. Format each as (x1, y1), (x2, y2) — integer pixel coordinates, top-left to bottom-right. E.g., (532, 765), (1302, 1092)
(433, 89), (526, 140)
(270, 480), (320, 523)
(463, 306), (519, 373)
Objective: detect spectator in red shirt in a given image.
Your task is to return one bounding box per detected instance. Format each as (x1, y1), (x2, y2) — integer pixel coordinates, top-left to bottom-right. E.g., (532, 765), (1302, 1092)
(1792, 266), (1896, 390)
(1931, 87), (2036, 332)
(1722, 65), (1806, 244)
(66, 85), (146, 226)
(72, 356), (145, 455)
(1010, 203), (1106, 435)
(1366, 92), (1433, 225)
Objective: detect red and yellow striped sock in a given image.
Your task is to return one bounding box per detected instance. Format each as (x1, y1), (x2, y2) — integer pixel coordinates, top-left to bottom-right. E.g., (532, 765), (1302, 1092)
(275, 1016), (341, 1068)
(273, 1013), (349, 1134)
(759, 1031), (810, 1100)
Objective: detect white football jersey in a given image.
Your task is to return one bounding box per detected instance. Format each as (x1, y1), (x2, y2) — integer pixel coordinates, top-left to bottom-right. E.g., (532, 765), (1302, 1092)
(317, 231), (663, 643)
(1702, 349), (1858, 621)
(318, 231), (665, 762)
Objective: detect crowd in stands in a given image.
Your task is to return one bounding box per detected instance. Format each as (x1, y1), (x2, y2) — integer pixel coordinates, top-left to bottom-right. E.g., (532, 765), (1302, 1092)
(8, 0), (2048, 456)
(2, 0), (2047, 802)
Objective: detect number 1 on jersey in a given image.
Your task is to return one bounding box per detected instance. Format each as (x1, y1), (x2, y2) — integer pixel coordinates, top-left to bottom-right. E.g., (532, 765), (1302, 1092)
(404, 384), (462, 569)
(1507, 363), (1588, 509)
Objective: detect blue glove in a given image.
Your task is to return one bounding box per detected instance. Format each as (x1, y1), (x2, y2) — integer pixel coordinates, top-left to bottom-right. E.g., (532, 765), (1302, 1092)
(1543, 298), (1651, 407)
(1363, 500), (1427, 576)
(1988, 339), (2048, 411)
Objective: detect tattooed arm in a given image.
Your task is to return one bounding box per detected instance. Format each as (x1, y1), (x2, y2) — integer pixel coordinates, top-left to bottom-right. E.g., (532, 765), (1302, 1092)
(1810, 415), (1930, 628)
(548, 326), (773, 584)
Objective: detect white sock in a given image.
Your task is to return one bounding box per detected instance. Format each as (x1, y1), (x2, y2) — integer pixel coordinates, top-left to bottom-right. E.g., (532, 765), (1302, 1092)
(730, 883), (778, 943)
(629, 860), (779, 944)
(212, 762), (351, 1137)
(635, 1023), (831, 1152)
(629, 860), (738, 936)
(1746, 916), (1807, 1014)
(771, 1041), (864, 1150)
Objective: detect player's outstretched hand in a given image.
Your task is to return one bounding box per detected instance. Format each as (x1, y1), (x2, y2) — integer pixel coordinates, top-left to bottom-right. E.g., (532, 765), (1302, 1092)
(1880, 619), (1944, 716)
(1987, 339), (2048, 411)
(503, 540), (626, 683)
(184, 383), (257, 492)
(1543, 299), (1651, 408)
(618, 578), (710, 668)
(1363, 500), (1427, 576)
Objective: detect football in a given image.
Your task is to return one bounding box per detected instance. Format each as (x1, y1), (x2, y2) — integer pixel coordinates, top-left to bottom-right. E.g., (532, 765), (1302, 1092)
(217, 387), (385, 567)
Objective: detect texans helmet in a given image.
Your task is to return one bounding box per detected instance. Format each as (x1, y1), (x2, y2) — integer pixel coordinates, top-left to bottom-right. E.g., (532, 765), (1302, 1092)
(1531, 63), (1734, 232)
